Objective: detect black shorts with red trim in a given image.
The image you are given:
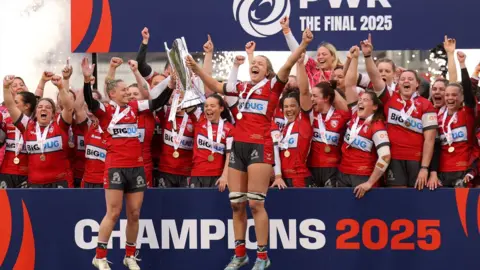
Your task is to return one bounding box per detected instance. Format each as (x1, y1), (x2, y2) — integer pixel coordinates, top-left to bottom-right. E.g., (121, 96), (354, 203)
(0, 173), (28, 188)
(229, 141), (273, 172)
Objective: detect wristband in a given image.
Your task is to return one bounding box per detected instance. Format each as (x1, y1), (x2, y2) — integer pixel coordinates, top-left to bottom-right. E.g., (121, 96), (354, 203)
(364, 54), (372, 58)
(420, 166), (429, 170)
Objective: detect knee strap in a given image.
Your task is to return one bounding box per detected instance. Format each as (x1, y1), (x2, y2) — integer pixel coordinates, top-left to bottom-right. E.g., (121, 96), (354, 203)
(247, 192), (266, 202)
(229, 192), (247, 203)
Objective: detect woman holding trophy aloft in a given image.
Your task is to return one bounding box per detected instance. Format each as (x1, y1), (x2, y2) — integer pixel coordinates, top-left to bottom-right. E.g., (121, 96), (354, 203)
(186, 28), (313, 270)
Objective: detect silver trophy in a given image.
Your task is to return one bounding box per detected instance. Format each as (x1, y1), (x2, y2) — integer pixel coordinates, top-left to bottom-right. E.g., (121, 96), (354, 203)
(164, 37), (205, 108)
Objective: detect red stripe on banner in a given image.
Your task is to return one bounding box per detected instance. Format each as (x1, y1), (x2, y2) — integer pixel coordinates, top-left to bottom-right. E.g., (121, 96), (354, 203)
(87, 0), (112, 52)
(455, 188), (469, 237)
(13, 200), (35, 270)
(0, 190), (11, 267)
(71, 0), (94, 52)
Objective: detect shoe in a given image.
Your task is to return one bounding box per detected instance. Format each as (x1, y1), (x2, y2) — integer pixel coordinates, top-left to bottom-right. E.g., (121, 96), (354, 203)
(251, 258), (271, 270)
(92, 257), (112, 270)
(224, 255), (249, 270)
(123, 251), (141, 270)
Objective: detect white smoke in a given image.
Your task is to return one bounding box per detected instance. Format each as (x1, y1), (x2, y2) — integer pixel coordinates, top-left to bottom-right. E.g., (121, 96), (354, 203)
(0, 0), (87, 103)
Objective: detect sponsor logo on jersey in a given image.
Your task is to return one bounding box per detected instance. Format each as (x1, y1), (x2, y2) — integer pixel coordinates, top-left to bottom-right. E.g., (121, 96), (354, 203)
(197, 134), (226, 154)
(77, 136), (85, 150)
(344, 129), (373, 152)
(163, 130), (194, 150)
(111, 123), (139, 138)
(25, 136), (63, 154)
(85, 145), (107, 162)
(440, 126), (468, 145)
(138, 128), (146, 143)
(238, 99), (268, 115)
(372, 130), (389, 146)
(330, 120), (339, 128)
(422, 112), (438, 128)
(4, 139), (27, 153)
(387, 108), (422, 133)
(280, 133), (299, 150)
(312, 129), (340, 145)
(275, 117), (286, 130)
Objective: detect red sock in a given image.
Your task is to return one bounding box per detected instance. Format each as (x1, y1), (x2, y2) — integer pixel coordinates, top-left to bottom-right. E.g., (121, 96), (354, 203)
(257, 245), (268, 260)
(235, 240), (246, 257)
(96, 242), (108, 259)
(126, 242), (136, 257)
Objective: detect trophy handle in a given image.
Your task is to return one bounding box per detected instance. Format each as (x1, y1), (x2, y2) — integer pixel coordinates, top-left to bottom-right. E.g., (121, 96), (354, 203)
(181, 37), (189, 54)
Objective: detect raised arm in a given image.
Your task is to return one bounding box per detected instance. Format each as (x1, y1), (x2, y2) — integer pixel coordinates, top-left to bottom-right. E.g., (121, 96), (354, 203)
(35, 71), (54, 97)
(53, 75), (74, 125)
(277, 28), (314, 83)
(280, 16), (309, 64)
(345, 46), (360, 105)
(444, 35), (457, 83)
(106, 57), (123, 81)
(186, 55), (225, 94)
(245, 41), (256, 69)
(202, 34), (214, 96)
(457, 51), (475, 108)
(128, 60), (150, 99)
(61, 59), (73, 92)
(73, 88), (87, 124)
(81, 57), (100, 112)
(136, 27), (155, 79)
(360, 34), (385, 93)
(3, 76), (22, 122)
(297, 53), (312, 111)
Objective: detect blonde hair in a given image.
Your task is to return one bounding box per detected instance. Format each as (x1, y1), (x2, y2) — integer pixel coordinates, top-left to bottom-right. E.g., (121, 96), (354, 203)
(258, 55), (275, 80)
(318, 42), (342, 69)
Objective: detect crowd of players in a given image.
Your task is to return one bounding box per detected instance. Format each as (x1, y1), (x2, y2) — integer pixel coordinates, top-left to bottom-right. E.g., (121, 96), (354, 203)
(2, 16), (480, 269)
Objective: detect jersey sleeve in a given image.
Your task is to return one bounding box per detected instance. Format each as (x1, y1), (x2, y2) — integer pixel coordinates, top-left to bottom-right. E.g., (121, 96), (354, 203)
(225, 124), (234, 152)
(93, 102), (109, 121)
(299, 111), (313, 139)
(14, 114), (30, 133)
(58, 114), (72, 132)
(223, 81), (241, 96)
(371, 121), (390, 149)
(422, 101), (438, 131)
(357, 73), (371, 89)
(270, 120), (281, 144)
(136, 100), (150, 112)
(270, 75), (287, 95)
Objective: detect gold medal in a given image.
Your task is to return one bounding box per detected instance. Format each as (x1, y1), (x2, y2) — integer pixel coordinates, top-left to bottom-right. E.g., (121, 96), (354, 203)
(40, 154), (46, 161)
(236, 112), (243, 120)
(284, 150), (291, 158)
(173, 151), (180, 158)
(208, 154), (215, 162)
(448, 146), (455, 153)
(405, 121), (411, 127)
(324, 146), (331, 153)
(68, 141), (75, 148)
(13, 157), (20, 164)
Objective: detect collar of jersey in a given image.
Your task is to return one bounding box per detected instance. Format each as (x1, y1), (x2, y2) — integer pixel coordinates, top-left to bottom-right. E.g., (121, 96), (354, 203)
(109, 100), (128, 108)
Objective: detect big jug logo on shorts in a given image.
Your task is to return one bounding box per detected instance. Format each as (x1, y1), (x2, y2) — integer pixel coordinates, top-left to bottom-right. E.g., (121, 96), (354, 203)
(233, 0), (291, 38)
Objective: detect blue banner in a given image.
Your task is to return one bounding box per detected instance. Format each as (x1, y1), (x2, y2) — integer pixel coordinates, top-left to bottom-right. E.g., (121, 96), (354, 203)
(71, 0), (477, 53)
(0, 188), (479, 269)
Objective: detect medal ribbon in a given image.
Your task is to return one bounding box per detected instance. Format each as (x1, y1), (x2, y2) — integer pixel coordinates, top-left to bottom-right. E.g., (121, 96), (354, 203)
(35, 121), (52, 156)
(400, 92), (418, 125)
(347, 114), (373, 147)
(442, 111), (457, 147)
(107, 104), (131, 134)
(172, 113), (188, 152)
(238, 78), (268, 114)
(14, 127), (24, 157)
(280, 121), (295, 151)
(207, 119), (224, 155)
(317, 106), (335, 145)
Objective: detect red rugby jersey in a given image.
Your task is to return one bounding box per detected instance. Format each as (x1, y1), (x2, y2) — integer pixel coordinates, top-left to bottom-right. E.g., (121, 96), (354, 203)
(83, 123), (106, 184)
(339, 113), (390, 176)
(223, 76), (285, 144)
(276, 111), (313, 179)
(1, 115), (28, 176)
(384, 92), (438, 161)
(71, 121), (87, 179)
(191, 115), (234, 177)
(438, 107), (475, 172)
(158, 110), (197, 176)
(151, 112), (163, 160)
(138, 111), (155, 185)
(305, 57), (332, 87)
(308, 108), (350, 168)
(273, 105), (286, 132)
(93, 100), (150, 169)
(15, 114), (71, 184)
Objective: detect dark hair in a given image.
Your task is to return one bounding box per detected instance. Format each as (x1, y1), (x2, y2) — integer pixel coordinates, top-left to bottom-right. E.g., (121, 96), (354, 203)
(206, 94), (233, 123)
(17, 91), (37, 115)
(313, 81), (337, 105)
(376, 58), (396, 72)
(257, 55), (275, 80)
(280, 88), (300, 109)
(362, 90), (384, 122)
